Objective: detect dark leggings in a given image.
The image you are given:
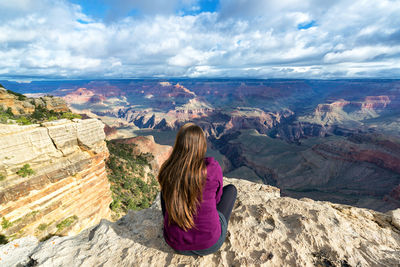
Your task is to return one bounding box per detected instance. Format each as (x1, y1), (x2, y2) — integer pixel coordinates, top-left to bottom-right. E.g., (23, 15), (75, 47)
(161, 184), (237, 223)
(216, 184), (237, 222)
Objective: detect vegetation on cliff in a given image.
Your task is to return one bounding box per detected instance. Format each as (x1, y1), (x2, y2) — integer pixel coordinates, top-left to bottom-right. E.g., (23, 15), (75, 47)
(56, 215), (78, 233)
(16, 164), (35, 177)
(106, 140), (159, 220)
(0, 88), (81, 125)
(5, 89), (26, 101)
(0, 104), (81, 125)
(1, 217), (13, 229)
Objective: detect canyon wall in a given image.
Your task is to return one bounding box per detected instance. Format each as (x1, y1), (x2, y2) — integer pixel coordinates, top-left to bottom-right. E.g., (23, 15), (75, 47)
(0, 119), (112, 241)
(112, 135), (172, 175)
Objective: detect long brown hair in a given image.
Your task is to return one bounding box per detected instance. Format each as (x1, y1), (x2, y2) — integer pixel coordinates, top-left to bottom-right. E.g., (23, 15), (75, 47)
(158, 123), (207, 231)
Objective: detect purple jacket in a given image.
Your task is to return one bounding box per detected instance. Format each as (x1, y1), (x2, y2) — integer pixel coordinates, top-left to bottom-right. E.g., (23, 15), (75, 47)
(163, 157), (223, 250)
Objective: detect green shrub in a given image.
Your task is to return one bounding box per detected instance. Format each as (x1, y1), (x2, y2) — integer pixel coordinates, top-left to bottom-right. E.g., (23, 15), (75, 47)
(61, 112), (81, 120)
(6, 107), (13, 116)
(0, 174), (5, 181)
(56, 215), (78, 231)
(17, 164), (35, 177)
(31, 105), (46, 120)
(48, 116), (58, 121)
(37, 223), (48, 231)
(1, 217), (13, 229)
(127, 199), (137, 210)
(16, 116), (32, 125)
(29, 210), (39, 217)
(0, 106), (17, 124)
(110, 199), (121, 212)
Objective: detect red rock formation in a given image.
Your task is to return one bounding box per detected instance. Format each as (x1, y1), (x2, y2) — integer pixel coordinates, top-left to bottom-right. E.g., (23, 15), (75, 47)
(63, 88), (96, 104)
(224, 109), (291, 134)
(362, 95), (391, 109)
(316, 100), (361, 112)
(312, 141), (400, 175)
(174, 83), (196, 96)
(349, 150), (400, 174)
(104, 124), (118, 138)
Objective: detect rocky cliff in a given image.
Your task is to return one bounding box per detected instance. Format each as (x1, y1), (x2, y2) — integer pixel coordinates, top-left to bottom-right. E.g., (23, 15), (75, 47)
(1, 177), (399, 266)
(112, 135), (172, 173)
(0, 119), (112, 241)
(0, 87), (68, 116)
(105, 135), (172, 219)
(299, 95), (396, 127)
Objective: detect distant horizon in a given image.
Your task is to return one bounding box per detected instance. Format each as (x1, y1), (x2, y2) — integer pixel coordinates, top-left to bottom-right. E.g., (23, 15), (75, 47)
(2, 77), (399, 96)
(2, 77), (400, 83)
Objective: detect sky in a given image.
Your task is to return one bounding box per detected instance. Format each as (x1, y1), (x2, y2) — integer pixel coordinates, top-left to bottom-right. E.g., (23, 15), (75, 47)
(0, 0), (399, 80)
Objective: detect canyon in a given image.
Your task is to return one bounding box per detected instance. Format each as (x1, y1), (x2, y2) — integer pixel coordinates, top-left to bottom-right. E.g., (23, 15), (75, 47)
(0, 81), (399, 265)
(21, 78), (397, 212)
(1, 79), (399, 212)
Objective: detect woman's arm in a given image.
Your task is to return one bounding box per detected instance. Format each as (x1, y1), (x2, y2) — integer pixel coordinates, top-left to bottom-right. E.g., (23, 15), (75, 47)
(215, 161), (223, 204)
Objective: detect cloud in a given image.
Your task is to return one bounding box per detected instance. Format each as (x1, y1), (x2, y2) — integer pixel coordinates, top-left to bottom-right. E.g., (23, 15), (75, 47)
(0, 0), (399, 79)
(102, 0), (200, 21)
(324, 46), (400, 63)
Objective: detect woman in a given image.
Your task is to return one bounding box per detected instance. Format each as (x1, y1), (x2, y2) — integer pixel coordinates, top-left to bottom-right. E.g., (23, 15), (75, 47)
(158, 123), (237, 256)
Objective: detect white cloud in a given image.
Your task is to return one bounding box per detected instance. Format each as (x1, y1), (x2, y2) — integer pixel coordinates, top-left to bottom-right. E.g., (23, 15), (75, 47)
(0, 0), (399, 79)
(324, 46), (400, 63)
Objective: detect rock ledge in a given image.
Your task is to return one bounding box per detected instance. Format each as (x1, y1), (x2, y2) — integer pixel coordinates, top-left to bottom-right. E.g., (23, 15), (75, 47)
(2, 177), (400, 266)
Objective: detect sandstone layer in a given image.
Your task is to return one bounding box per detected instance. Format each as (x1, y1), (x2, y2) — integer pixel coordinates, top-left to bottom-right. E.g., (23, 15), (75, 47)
(0, 87), (69, 115)
(0, 119), (112, 241)
(2, 178), (400, 267)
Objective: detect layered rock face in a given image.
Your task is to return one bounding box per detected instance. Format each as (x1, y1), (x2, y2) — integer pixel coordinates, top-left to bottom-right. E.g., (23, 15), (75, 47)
(300, 95), (396, 127)
(0, 119), (112, 241)
(111, 99), (214, 131)
(0, 87), (69, 115)
(2, 178), (400, 266)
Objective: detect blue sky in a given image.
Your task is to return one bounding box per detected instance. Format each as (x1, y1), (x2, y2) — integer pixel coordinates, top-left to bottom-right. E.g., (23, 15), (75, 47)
(0, 0), (399, 79)
(69, 0), (220, 18)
